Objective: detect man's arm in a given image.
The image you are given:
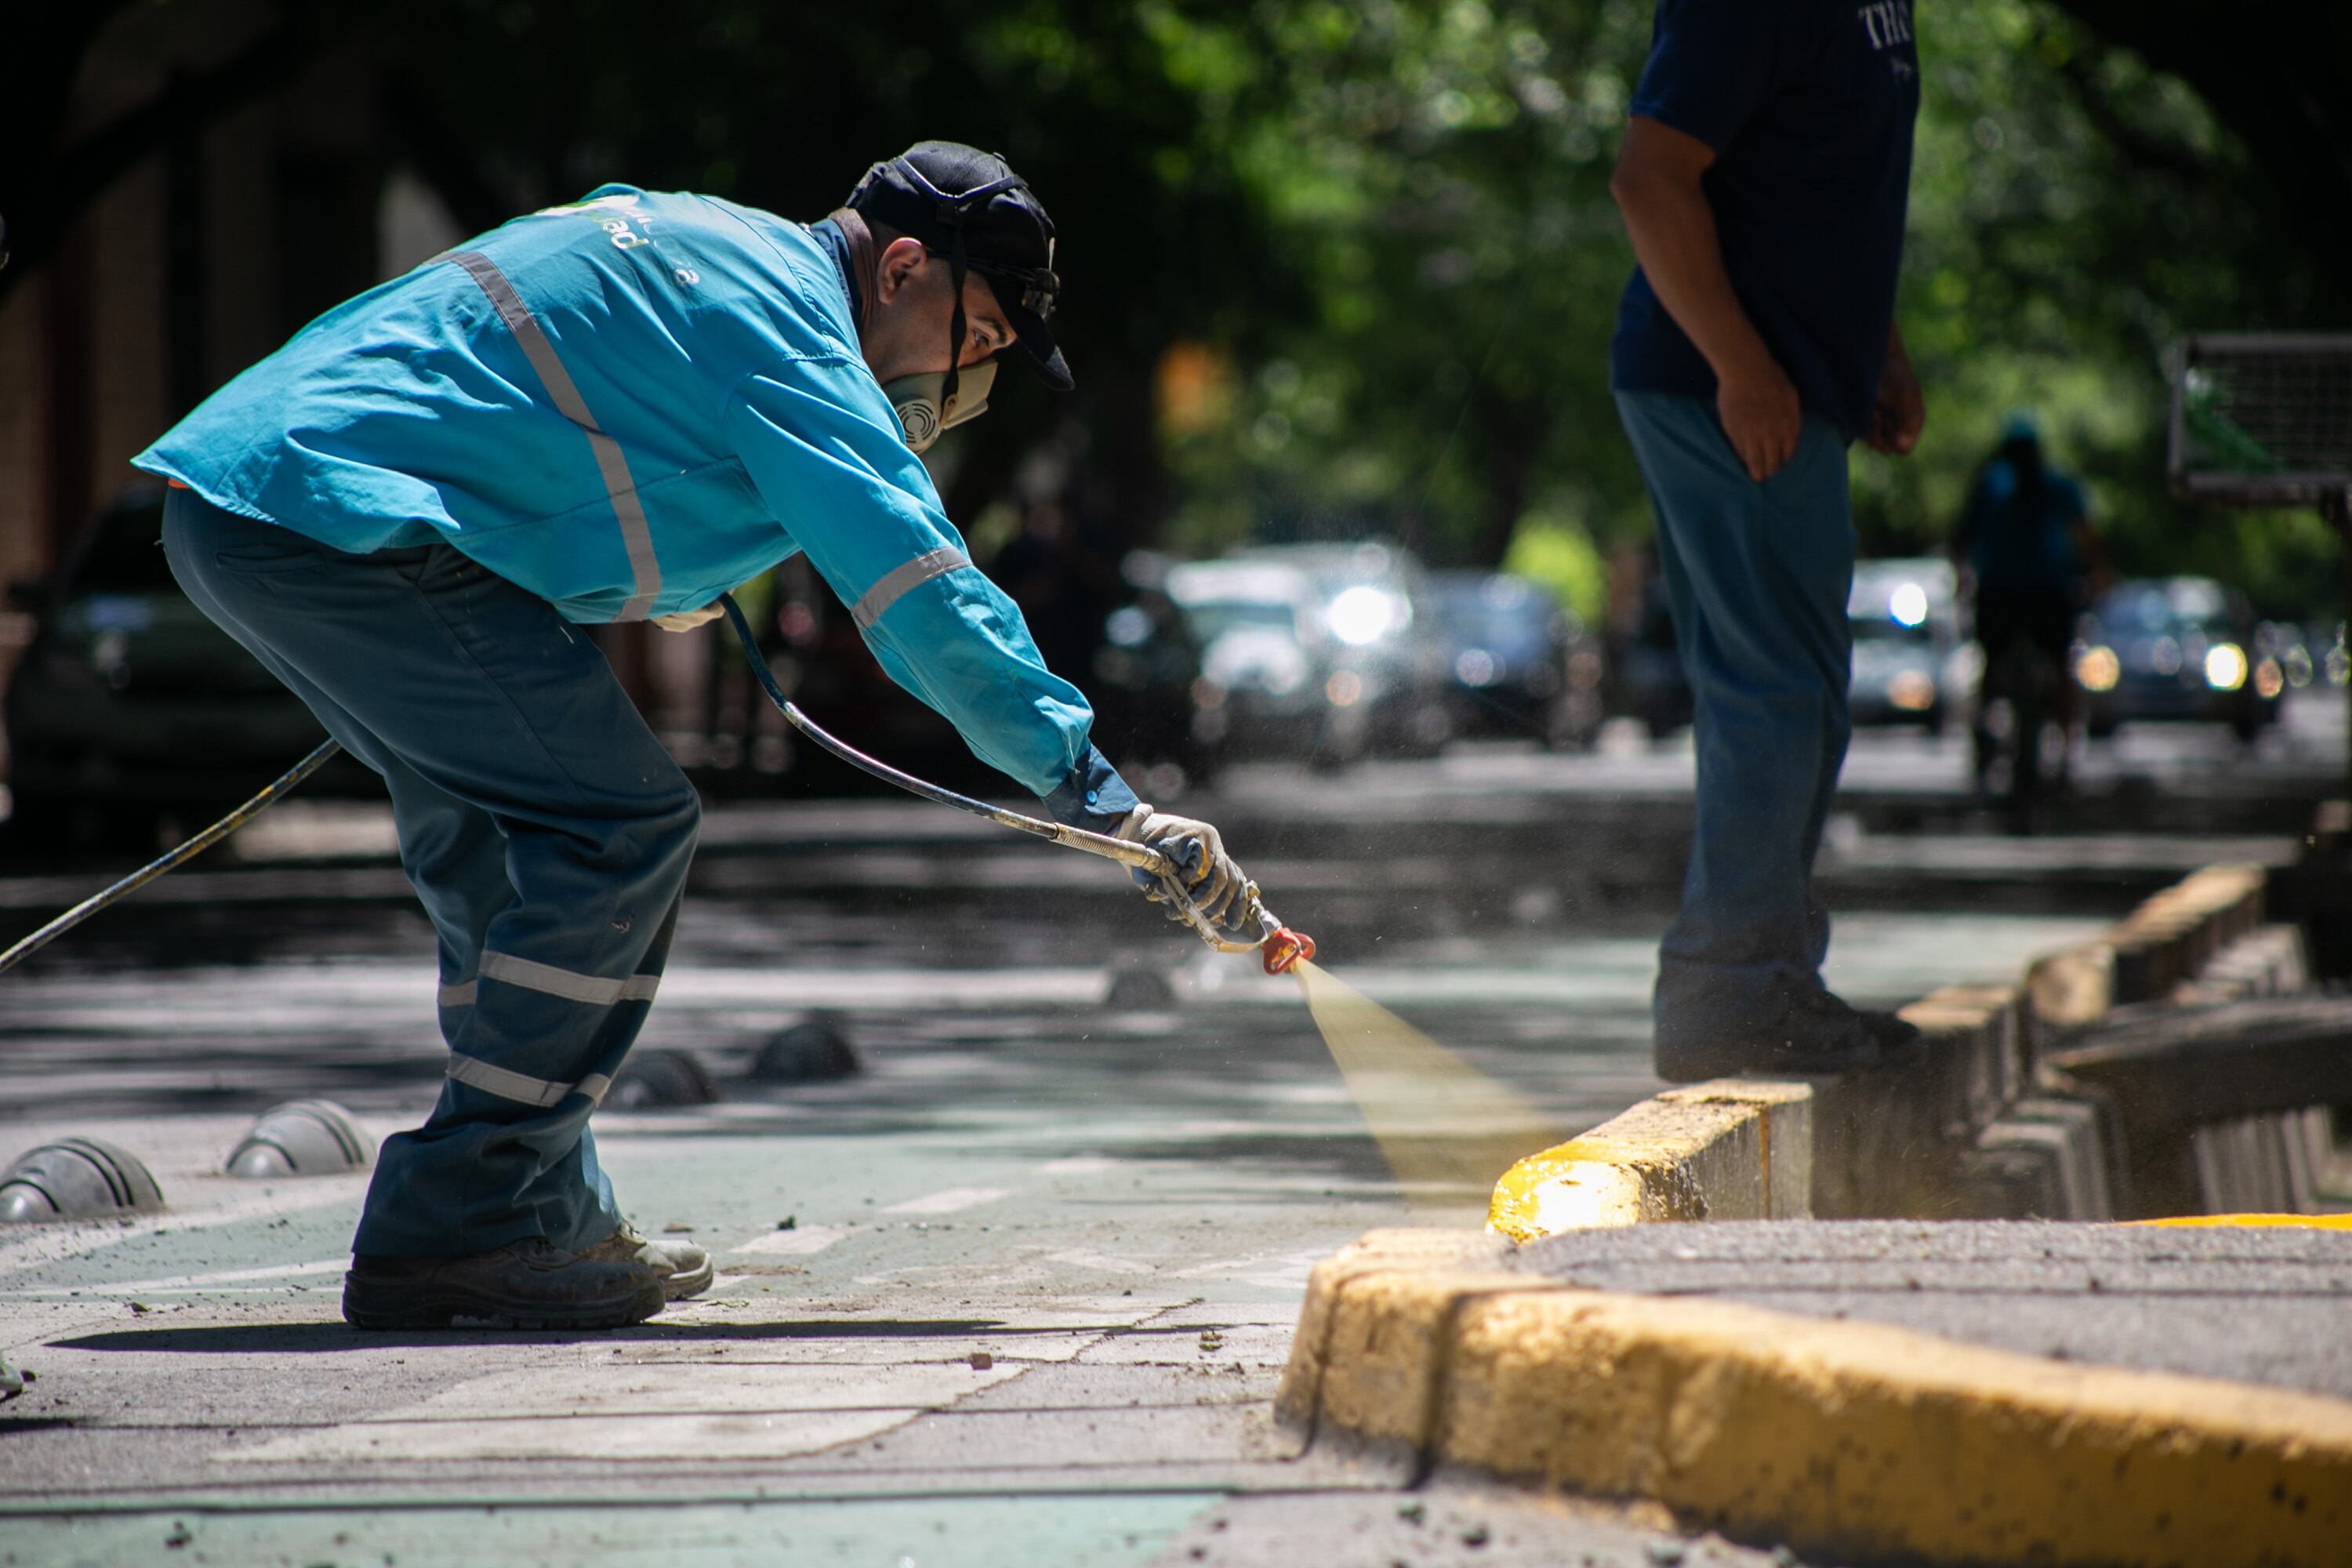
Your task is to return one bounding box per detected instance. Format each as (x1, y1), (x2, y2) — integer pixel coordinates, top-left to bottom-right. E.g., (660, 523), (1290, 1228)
(720, 368), (1131, 826)
(1867, 321), (1924, 456)
(1610, 113), (1798, 482)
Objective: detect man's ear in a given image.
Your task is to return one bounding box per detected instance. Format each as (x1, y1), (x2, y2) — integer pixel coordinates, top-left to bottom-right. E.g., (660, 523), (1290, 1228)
(874, 238), (929, 306)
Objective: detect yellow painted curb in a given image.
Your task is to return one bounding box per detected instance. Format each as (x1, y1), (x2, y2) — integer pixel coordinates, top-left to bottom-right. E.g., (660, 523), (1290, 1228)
(2132, 1211), (2352, 1229)
(1281, 1231), (2352, 1568)
(1487, 1080), (1812, 1241)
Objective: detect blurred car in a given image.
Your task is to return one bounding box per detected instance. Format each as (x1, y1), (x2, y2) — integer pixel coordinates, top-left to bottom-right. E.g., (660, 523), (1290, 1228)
(1089, 551), (1217, 789)
(1849, 557), (1959, 732)
(1426, 571), (1603, 749)
(4, 485), (369, 845)
(2071, 577), (2282, 741)
(1163, 560), (1365, 766)
(1231, 541), (1453, 756)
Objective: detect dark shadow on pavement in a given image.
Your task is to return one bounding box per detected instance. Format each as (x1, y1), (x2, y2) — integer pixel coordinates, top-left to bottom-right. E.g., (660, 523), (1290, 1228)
(53, 1319), (1127, 1354)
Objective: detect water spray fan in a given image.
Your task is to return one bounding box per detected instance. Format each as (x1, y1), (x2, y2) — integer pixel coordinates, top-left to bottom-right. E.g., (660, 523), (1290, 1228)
(719, 597), (1313, 975)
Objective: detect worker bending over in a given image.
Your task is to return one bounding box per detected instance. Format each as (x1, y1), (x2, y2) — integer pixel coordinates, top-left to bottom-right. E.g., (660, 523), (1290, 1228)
(136, 143), (1246, 1331)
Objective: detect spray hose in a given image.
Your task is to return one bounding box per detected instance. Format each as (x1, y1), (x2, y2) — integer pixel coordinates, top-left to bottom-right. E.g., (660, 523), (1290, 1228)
(0, 601), (1314, 978)
(0, 738), (344, 975)
(717, 596), (1313, 975)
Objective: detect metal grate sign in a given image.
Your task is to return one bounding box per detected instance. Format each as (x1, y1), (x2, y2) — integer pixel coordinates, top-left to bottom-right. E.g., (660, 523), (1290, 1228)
(2168, 334), (2352, 507)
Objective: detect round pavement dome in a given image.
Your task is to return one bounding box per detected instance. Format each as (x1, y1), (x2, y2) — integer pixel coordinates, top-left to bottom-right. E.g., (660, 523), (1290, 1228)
(0, 1138), (166, 1223)
(750, 1017), (861, 1084)
(225, 1100), (376, 1180)
(607, 1047), (719, 1108)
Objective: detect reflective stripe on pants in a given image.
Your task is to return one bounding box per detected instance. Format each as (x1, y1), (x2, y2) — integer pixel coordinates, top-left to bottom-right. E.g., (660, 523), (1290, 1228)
(447, 1052), (615, 1109)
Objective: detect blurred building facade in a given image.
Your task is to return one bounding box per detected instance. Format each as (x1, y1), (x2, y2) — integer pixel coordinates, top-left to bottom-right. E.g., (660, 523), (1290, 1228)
(2, 12), (463, 706)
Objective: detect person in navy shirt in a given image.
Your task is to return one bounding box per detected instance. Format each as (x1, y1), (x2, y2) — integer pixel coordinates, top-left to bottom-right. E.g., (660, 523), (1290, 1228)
(1607, 0), (1926, 1079)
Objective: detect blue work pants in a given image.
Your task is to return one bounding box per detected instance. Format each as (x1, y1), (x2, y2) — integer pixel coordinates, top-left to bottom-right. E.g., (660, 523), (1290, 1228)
(1613, 393), (1855, 1047)
(163, 489), (700, 1257)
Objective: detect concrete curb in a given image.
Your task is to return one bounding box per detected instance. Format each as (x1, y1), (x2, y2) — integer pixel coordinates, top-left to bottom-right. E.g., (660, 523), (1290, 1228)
(1487, 1080), (1811, 1241)
(1276, 1230), (2352, 1568)
(1289, 857), (2351, 1562)
(1489, 859), (2298, 1239)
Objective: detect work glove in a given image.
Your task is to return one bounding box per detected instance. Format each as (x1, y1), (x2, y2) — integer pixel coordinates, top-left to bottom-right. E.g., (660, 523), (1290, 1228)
(652, 603), (726, 633)
(1116, 804), (1248, 931)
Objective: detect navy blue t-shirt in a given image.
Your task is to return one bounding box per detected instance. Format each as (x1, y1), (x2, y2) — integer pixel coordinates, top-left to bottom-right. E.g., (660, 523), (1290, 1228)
(1610, 0), (1921, 438)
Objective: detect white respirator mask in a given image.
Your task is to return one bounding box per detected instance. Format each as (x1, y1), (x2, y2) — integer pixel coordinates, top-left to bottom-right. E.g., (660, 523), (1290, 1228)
(883, 359), (996, 454)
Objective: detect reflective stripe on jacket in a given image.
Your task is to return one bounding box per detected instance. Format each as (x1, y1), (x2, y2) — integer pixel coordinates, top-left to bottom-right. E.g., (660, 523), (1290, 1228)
(133, 185), (1096, 797)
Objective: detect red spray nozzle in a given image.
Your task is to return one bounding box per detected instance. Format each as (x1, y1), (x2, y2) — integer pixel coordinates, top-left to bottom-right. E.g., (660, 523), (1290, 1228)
(1260, 926), (1316, 977)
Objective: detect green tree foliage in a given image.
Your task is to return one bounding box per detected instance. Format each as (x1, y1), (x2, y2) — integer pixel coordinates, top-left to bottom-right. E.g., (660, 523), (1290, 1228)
(22, 2), (2343, 614)
(1143, 0), (2348, 615)
(1856, 2), (2347, 615)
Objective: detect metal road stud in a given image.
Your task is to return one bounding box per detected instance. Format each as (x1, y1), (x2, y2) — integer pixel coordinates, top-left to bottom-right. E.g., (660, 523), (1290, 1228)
(0, 1138), (166, 1223)
(224, 1100), (375, 1179)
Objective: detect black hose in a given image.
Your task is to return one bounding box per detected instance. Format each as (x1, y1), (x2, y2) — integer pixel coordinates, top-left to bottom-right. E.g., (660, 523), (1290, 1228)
(0, 738), (343, 975)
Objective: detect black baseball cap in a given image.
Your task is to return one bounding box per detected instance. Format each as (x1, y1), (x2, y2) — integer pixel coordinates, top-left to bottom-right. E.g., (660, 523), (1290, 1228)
(847, 141), (1071, 392)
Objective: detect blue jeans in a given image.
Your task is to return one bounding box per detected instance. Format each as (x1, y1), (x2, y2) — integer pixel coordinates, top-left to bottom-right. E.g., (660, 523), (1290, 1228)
(164, 489), (700, 1257)
(1614, 393), (1855, 1048)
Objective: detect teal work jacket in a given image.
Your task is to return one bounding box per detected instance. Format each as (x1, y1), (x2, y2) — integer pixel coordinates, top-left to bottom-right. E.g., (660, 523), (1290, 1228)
(134, 185), (1123, 810)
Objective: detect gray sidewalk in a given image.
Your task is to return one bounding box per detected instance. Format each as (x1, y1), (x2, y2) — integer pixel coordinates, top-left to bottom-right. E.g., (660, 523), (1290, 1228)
(1509, 1218), (2352, 1399)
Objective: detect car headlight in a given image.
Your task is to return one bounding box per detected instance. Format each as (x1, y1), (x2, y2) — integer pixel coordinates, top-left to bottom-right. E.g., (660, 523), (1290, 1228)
(91, 630), (132, 691)
(2204, 643), (2247, 691)
(1327, 586), (1399, 647)
(2075, 645), (2121, 692)
(1886, 670), (1936, 711)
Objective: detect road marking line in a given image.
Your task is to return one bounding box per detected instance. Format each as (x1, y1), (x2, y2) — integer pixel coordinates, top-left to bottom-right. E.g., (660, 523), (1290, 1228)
(0, 1185), (362, 1277)
(731, 1225), (852, 1257)
(0, 1258), (347, 1298)
(882, 1187), (1011, 1216)
(1038, 1156), (1118, 1175)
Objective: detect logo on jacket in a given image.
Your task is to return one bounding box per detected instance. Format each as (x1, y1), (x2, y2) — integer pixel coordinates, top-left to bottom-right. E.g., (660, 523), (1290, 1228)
(537, 193), (661, 253)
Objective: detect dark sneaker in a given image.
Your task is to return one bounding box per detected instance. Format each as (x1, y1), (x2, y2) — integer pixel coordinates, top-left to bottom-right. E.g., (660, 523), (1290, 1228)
(343, 1238), (664, 1330)
(1653, 996), (1888, 1083)
(1802, 989), (1923, 1051)
(581, 1222), (714, 1301)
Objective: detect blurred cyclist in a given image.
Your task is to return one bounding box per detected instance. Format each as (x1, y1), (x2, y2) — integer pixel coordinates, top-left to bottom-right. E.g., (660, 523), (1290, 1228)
(1951, 413), (2107, 785)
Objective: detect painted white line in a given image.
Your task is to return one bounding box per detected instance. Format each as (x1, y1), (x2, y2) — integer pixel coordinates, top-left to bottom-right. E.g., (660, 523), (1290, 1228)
(1037, 1156), (1118, 1175)
(216, 1362), (1021, 1463)
(731, 1225), (851, 1258)
(1045, 1247), (1155, 1273)
(221, 1408), (924, 1465)
(0, 1184), (363, 1278)
(0, 1258), (346, 1298)
(881, 1187), (1011, 1216)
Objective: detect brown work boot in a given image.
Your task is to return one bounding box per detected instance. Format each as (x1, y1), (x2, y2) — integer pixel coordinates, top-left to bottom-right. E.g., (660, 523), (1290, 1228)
(580, 1221), (715, 1301)
(343, 1238), (664, 1330)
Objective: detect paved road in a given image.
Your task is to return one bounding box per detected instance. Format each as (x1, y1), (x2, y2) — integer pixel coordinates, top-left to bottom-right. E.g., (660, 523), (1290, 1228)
(0, 696), (2310, 1564)
(0, 890), (2101, 1566)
